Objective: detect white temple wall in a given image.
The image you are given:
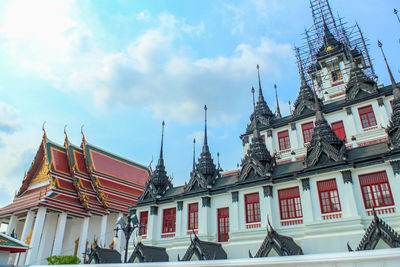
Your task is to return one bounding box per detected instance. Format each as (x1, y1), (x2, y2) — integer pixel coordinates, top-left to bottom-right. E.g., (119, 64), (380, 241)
(105, 213), (119, 248)
(61, 217), (82, 256)
(87, 215), (102, 246)
(37, 212), (58, 264)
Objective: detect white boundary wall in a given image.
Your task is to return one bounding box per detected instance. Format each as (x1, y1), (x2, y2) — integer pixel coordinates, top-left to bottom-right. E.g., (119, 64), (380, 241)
(32, 248), (400, 267)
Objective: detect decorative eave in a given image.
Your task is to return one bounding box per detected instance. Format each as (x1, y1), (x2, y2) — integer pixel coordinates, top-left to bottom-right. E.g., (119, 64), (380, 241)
(179, 232), (227, 261)
(250, 220), (303, 257)
(348, 208), (400, 251)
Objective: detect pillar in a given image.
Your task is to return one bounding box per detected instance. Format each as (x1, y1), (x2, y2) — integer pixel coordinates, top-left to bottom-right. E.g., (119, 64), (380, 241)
(77, 217), (90, 262)
(15, 210), (35, 265)
(301, 179), (315, 224)
(262, 186), (273, 227)
(52, 212), (67, 256)
(25, 207), (47, 265)
(114, 213), (123, 252)
(176, 202), (183, 237)
(230, 192), (239, 232)
(199, 197), (211, 237)
(341, 171), (360, 218)
(343, 107), (358, 146)
(6, 215), (17, 236)
(147, 206), (158, 243)
(99, 215), (108, 247)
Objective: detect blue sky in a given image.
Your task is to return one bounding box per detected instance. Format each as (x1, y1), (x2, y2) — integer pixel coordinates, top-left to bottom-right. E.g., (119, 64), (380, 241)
(0, 0), (399, 206)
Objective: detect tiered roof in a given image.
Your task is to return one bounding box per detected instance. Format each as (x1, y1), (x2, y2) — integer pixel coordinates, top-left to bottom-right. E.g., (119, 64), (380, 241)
(0, 131), (150, 218)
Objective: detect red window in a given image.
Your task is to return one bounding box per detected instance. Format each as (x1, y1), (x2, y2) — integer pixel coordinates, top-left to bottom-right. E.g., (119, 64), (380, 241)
(302, 122), (314, 143)
(261, 135), (265, 143)
(162, 208), (176, 233)
(359, 171), (394, 209)
(331, 121), (346, 142)
(217, 207), (229, 242)
(278, 187), (302, 220)
(139, 211), (148, 235)
(278, 130), (290, 151)
(188, 203), (198, 230)
(245, 193), (261, 223)
(358, 105), (377, 128)
(317, 179), (341, 214)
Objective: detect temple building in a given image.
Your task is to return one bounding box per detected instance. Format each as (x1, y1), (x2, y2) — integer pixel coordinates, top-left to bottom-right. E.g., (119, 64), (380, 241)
(131, 0), (400, 261)
(0, 129), (150, 265)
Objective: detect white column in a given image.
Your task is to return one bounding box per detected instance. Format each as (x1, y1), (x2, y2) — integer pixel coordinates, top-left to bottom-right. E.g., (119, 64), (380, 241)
(300, 179), (314, 224)
(289, 125), (299, 151)
(341, 171), (360, 218)
(176, 202), (183, 238)
(147, 206), (158, 243)
(6, 215), (17, 235)
(25, 207), (47, 265)
(198, 197), (210, 238)
(15, 211), (35, 265)
(230, 192), (239, 233)
(77, 217), (90, 262)
(263, 186), (273, 228)
(52, 212), (67, 256)
(114, 212), (123, 252)
(99, 215), (108, 247)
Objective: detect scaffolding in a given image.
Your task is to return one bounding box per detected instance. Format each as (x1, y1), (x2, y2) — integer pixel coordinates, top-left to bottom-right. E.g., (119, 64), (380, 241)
(296, 0), (376, 93)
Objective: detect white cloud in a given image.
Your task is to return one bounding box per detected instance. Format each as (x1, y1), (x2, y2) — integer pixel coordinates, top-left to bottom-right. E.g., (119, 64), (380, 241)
(0, 102), (20, 133)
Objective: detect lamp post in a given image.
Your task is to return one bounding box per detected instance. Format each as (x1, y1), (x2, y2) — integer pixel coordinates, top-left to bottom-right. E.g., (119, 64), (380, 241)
(115, 210), (140, 263)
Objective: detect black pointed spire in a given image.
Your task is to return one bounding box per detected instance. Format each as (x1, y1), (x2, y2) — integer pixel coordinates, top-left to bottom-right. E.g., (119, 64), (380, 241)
(257, 64), (264, 103)
(274, 84), (281, 118)
(192, 138), (196, 172)
(378, 41), (400, 149)
(203, 105), (208, 148)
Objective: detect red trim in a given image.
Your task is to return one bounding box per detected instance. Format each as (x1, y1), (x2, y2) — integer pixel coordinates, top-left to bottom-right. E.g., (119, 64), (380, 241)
(358, 105), (377, 129)
(278, 130), (290, 151)
(188, 203), (198, 230)
(278, 187), (302, 220)
(139, 211), (148, 235)
(331, 81), (344, 87)
(0, 247), (28, 253)
(245, 193), (261, 223)
(301, 122), (314, 143)
(217, 207), (229, 242)
(329, 90), (345, 98)
(317, 179), (342, 214)
(359, 171), (394, 209)
(162, 208), (176, 233)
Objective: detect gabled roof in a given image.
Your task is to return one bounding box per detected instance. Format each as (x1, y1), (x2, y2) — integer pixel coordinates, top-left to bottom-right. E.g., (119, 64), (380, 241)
(179, 234), (227, 261)
(249, 220), (303, 257)
(86, 246), (122, 264)
(0, 233), (29, 253)
(348, 208), (400, 251)
(128, 242), (169, 263)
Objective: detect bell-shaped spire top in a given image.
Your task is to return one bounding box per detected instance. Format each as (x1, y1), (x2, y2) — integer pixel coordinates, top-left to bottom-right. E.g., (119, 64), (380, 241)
(378, 41), (400, 149)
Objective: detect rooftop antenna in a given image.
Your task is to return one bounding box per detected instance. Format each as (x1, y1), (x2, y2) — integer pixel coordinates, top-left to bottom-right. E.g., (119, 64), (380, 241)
(274, 84), (281, 118)
(357, 23), (376, 78)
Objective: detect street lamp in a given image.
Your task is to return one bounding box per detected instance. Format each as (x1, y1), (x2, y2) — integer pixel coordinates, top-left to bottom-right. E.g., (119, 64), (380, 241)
(115, 210), (140, 263)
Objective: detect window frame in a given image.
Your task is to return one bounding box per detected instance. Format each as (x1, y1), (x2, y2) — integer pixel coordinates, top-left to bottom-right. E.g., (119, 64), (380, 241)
(139, 211), (149, 235)
(301, 122), (314, 144)
(317, 179), (342, 214)
(331, 120), (346, 142)
(244, 192), (261, 224)
(359, 171), (394, 209)
(217, 207), (229, 242)
(278, 187), (303, 220)
(278, 130), (291, 151)
(162, 208), (176, 234)
(188, 203), (199, 230)
(358, 105), (377, 129)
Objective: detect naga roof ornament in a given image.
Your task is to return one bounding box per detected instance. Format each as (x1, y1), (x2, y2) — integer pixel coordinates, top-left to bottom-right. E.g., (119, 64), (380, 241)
(305, 84), (346, 167)
(138, 121), (172, 202)
(185, 105), (220, 192)
(246, 65), (275, 133)
(239, 87), (275, 181)
(345, 43), (378, 100)
(378, 41), (400, 150)
(293, 47), (319, 116)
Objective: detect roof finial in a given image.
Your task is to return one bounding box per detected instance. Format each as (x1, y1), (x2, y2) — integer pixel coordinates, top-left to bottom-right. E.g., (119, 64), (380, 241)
(42, 121), (47, 139)
(251, 87), (260, 137)
(256, 64), (265, 102)
(274, 84), (281, 118)
(357, 23), (376, 78)
(217, 152), (220, 170)
(295, 47), (308, 87)
(64, 125), (69, 146)
(204, 105), (208, 146)
(81, 125), (86, 144)
(288, 101), (292, 114)
(394, 9), (400, 24)
(160, 121), (165, 159)
(192, 138), (196, 172)
(378, 40), (399, 99)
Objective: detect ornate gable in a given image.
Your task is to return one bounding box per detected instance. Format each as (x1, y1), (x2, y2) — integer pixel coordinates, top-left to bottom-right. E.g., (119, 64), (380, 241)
(185, 106), (220, 192)
(348, 208), (400, 251)
(249, 220), (303, 257)
(305, 91), (346, 167)
(315, 23), (344, 60)
(128, 242), (169, 263)
(179, 233), (227, 261)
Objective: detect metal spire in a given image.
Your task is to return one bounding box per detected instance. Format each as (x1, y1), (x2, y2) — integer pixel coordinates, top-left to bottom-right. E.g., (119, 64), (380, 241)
(204, 105), (208, 146)
(295, 47), (308, 87)
(357, 23), (376, 78)
(378, 41), (399, 96)
(274, 84), (281, 118)
(160, 121), (165, 159)
(192, 138), (196, 172)
(251, 87), (260, 138)
(395, 9), (400, 24)
(256, 64), (265, 102)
